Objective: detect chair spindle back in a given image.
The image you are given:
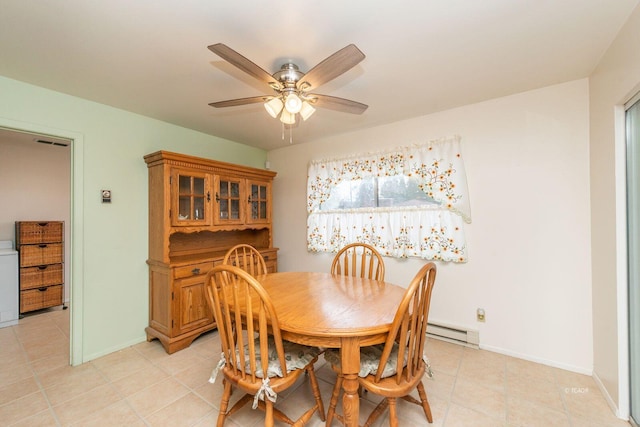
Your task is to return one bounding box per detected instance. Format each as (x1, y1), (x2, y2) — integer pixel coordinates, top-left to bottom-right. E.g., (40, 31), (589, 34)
(205, 264), (288, 382)
(223, 244), (268, 277)
(376, 262), (436, 384)
(331, 242), (385, 281)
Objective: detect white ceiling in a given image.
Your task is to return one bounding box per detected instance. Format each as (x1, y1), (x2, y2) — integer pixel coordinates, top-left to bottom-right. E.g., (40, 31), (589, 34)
(0, 0), (637, 151)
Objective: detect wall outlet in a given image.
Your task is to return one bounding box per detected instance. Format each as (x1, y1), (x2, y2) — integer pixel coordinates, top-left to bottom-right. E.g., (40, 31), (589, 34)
(477, 308), (486, 322)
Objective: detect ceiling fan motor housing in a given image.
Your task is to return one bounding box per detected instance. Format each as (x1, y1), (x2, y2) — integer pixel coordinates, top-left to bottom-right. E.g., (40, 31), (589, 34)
(273, 63), (304, 88)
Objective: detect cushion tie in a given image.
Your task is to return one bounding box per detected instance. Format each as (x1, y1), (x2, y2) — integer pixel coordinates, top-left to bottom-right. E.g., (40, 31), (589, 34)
(423, 354), (434, 378)
(209, 353), (226, 384)
(252, 378), (277, 409)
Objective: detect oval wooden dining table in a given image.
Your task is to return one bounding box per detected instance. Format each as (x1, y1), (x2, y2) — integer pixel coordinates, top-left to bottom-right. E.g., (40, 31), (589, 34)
(255, 271), (407, 427)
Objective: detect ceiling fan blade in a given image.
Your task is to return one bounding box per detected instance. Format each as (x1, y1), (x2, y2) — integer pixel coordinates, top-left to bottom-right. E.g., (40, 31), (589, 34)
(297, 44), (365, 91)
(209, 95), (271, 108)
(208, 43), (282, 90)
(308, 94), (368, 114)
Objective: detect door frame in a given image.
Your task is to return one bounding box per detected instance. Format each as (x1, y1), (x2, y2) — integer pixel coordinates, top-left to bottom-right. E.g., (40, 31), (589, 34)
(0, 117), (84, 365)
(623, 92), (640, 426)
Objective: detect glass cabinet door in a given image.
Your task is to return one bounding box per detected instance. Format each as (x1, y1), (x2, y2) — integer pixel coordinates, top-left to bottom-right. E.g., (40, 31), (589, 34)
(214, 176), (244, 224)
(171, 170), (210, 226)
(247, 180), (271, 224)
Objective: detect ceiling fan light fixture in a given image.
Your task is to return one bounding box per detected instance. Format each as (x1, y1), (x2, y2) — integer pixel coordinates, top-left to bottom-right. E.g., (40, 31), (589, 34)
(280, 109), (296, 125)
(284, 93), (302, 114)
(299, 101), (316, 121)
(264, 97), (284, 118)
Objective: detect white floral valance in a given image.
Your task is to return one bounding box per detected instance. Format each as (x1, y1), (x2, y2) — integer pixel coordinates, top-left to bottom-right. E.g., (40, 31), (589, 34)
(307, 136), (472, 263)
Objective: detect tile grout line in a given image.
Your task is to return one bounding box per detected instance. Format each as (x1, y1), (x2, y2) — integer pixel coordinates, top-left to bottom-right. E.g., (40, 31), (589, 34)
(70, 360), (151, 427)
(439, 341), (465, 426)
(129, 343), (213, 426)
(11, 314), (63, 427)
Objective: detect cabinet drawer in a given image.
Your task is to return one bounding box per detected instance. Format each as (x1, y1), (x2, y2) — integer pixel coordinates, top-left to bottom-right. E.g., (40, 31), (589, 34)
(173, 262), (214, 279)
(20, 264), (63, 290)
(17, 222), (63, 244)
(20, 284), (63, 313)
(265, 259), (277, 273)
(260, 249), (278, 273)
(19, 243), (64, 267)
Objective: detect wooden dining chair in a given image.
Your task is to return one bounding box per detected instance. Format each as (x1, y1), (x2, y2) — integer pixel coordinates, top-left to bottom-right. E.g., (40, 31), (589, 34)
(205, 264), (326, 426)
(223, 243), (268, 277)
(324, 262), (437, 427)
(330, 242), (385, 281)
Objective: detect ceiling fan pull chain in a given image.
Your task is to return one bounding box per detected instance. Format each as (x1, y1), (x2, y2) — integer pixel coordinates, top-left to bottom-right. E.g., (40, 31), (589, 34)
(281, 122), (285, 141)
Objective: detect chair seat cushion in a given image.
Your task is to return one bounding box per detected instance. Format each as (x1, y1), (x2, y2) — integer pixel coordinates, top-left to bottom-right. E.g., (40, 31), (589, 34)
(324, 343), (404, 379)
(249, 337), (322, 378)
(210, 337), (322, 383)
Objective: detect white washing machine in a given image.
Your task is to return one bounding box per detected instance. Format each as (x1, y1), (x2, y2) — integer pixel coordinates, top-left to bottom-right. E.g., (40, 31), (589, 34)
(0, 240), (19, 328)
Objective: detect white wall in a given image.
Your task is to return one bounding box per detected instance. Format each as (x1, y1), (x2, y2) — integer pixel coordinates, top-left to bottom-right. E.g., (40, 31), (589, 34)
(0, 75), (268, 362)
(269, 79), (593, 372)
(589, 3), (640, 413)
(0, 135), (71, 300)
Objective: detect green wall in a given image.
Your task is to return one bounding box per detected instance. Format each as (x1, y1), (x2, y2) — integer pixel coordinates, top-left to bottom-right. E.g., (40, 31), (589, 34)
(0, 75), (267, 362)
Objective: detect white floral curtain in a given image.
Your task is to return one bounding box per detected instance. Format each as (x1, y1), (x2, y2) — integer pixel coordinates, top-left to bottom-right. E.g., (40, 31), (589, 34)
(307, 136), (472, 262)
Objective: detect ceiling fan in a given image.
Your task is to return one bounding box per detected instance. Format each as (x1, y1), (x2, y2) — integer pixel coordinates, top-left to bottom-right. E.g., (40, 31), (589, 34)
(207, 43), (368, 126)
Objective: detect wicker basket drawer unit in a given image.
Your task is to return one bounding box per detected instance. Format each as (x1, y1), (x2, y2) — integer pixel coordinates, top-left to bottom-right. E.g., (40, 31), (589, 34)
(19, 264), (64, 290)
(18, 243), (63, 267)
(16, 221), (64, 245)
(15, 221), (65, 314)
(20, 284), (63, 313)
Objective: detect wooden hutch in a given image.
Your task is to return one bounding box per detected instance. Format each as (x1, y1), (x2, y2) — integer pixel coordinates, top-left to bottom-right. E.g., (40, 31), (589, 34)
(144, 151), (277, 353)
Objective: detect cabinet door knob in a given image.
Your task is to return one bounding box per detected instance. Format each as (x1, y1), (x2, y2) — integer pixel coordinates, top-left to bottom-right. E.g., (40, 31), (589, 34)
(38, 244), (47, 248)
(38, 287), (47, 292)
(207, 192), (211, 202)
(192, 268), (201, 275)
(215, 193), (220, 202)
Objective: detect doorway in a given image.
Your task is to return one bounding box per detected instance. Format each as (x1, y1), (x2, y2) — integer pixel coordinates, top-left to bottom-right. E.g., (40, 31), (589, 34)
(626, 95), (640, 427)
(0, 122), (76, 364)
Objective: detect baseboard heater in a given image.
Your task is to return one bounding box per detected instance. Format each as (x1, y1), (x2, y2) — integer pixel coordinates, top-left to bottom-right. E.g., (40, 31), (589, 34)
(427, 321), (479, 348)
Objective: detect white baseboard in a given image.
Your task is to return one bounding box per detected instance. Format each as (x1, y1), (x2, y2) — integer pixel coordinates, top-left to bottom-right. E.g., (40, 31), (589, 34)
(84, 335), (147, 362)
(592, 371), (629, 421)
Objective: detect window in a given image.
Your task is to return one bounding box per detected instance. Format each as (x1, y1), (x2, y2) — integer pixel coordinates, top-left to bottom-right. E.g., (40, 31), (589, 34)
(321, 175), (438, 210)
(307, 136), (471, 262)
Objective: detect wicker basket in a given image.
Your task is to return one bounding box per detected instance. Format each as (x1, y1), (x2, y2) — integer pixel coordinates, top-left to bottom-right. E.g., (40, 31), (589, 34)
(20, 264), (63, 290)
(19, 243), (64, 267)
(20, 284), (63, 313)
(16, 221), (64, 245)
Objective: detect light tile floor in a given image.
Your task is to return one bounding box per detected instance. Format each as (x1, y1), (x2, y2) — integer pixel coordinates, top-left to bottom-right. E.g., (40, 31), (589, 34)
(0, 307), (631, 426)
